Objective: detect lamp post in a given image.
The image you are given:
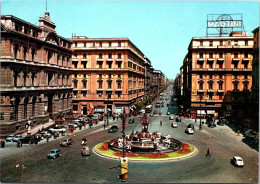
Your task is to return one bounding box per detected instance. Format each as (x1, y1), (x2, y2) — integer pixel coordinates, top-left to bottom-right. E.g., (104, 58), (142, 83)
(199, 93), (203, 130)
(122, 107), (127, 158)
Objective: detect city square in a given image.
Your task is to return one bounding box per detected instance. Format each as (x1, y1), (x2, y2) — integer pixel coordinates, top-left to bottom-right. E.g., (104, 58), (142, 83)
(0, 0), (259, 183)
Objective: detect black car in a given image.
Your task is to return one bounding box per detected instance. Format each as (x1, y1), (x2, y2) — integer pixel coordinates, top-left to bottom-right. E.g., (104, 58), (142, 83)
(108, 125), (118, 133)
(176, 117), (181, 122)
(128, 118), (135, 124)
(21, 136), (32, 144)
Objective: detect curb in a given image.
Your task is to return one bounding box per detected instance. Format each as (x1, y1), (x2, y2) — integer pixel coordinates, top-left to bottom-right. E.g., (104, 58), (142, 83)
(93, 143), (198, 162)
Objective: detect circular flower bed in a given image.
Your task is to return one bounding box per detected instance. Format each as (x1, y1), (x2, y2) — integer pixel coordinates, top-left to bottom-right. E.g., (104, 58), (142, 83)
(94, 141), (197, 161)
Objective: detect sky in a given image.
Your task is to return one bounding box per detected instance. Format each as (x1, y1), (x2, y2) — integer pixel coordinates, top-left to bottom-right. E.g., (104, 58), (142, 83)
(1, 0), (259, 79)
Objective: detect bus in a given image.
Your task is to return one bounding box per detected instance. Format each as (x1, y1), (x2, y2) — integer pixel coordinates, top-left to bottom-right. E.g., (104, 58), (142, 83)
(145, 105), (152, 113)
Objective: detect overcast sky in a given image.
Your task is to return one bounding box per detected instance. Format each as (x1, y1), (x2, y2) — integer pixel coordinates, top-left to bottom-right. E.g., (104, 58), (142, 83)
(1, 0), (259, 79)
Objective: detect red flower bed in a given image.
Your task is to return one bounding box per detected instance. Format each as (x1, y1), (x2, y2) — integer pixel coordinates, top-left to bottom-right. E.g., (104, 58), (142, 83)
(177, 142), (191, 154)
(114, 152), (168, 158)
(99, 141), (109, 151)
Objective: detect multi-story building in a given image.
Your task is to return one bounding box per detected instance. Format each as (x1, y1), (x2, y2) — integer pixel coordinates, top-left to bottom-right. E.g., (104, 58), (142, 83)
(144, 56), (153, 97)
(251, 27), (259, 129)
(70, 36), (145, 115)
(0, 12), (73, 134)
(181, 32), (253, 119)
(152, 70), (161, 93)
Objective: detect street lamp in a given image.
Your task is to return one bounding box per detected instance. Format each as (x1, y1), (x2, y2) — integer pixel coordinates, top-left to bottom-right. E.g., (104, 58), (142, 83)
(122, 107), (127, 158)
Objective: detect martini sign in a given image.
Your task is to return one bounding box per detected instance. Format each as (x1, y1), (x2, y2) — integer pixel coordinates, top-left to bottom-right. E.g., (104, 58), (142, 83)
(206, 14), (244, 36)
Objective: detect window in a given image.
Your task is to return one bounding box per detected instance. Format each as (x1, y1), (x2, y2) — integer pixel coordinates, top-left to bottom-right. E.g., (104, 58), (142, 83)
(228, 41), (231, 46)
(75, 74), (77, 78)
(84, 43), (86, 47)
(74, 82), (77, 88)
(83, 53), (87, 59)
(209, 94), (213, 100)
(234, 83), (238, 90)
(93, 42), (95, 47)
(118, 82), (121, 89)
(118, 93), (121, 98)
(219, 75), (222, 79)
(82, 92), (86, 97)
(234, 41), (238, 46)
(200, 75), (203, 79)
(219, 52), (223, 58)
(109, 74), (112, 78)
(83, 82), (87, 88)
(209, 75), (212, 79)
(220, 41), (223, 46)
(98, 82), (102, 89)
(108, 82), (112, 89)
(10, 112), (15, 120)
(109, 42), (112, 47)
(219, 63), (223, 69)
(73, 91), (78, 97)
(234, 53), (238, 58)
(108, 53), (112, 59)
(118, 74), (121, 78)
(244, 62), (248, 69)
(209, 63), (213, 69)
(118, 42), (121, 47)
(118, 53), (122, 58)
(244, 75), (248, 79)
(244, 84), (248, 90)
(200, 63), (203, 69)
(74, 53), (78, 58)
(219, 83), (223, 90)
(108, 63), (112, 68)
(199, 83), (203, 90)
(23, 46), (27, 60)
(98, 92), (102, 98)
(99, 42), (102, 47)
(245, 40), (248, 46)
(0, 112), (4, 120)
(99, 74), (102, 79)
(108, 93), (111, 98)
(99, 53), (102, 59)
(234, 63), (238, 69)
(84, 74), (86, 78)
(98, 62), (102, 69)
(209, 53), (213, 58)
(219, 95), (223, 100)
(244, 52), (248, 58)
(75, 43), (77, 47)
(209, 83), (212, 89)
(73, 105), (78, 111)
(118, 62), (122, 68)
(210, 41), (213, 46)
(200, 41), (203, 46)
(199, 53), (203, 58)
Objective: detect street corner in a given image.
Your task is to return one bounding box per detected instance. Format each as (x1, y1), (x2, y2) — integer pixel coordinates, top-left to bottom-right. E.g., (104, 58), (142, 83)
(93, 141), (198, 162)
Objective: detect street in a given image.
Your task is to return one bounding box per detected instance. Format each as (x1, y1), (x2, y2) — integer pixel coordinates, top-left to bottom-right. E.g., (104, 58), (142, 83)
(0, 97), (258, 183)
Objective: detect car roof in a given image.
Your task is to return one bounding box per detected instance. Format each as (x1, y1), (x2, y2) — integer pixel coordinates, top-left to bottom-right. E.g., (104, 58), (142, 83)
(51, 149), (60, 151)
(233, 156), (243, 159)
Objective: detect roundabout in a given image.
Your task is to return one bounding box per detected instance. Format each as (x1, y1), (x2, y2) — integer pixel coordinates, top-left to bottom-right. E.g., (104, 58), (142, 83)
(93, 140), (197, 161)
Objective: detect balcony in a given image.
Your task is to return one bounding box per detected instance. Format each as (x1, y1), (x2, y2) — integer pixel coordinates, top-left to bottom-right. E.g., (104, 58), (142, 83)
(81, 58), (88, 62)
(242, 79), (249, 83)
(96, 88), (104, 91)
(217, 79), (224, 83)
(197, 89), (205, 93)
(217, 89), (224, 93)
(232, 57), (240, 62)
(106, 58), (113, 62)
(72, 58), (78, 62)
(242, 57), (250, 62)
(97, 58), (104, 62)
(115, 88), (122, 91)
(106, 88), (113, 91)
(207, 89), (214, 93)
(217, 58), (225, 62)
(197, 58), (205, 62)
(207, 58), (215, 62)
(116, 58), (123, 62)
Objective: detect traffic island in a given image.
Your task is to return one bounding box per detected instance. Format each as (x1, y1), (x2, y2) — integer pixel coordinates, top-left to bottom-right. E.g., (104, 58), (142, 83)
(93, 141), (197, 162)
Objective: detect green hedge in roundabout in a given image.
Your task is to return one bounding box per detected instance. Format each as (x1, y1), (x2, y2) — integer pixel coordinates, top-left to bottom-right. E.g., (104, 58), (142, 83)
(94, 141), (197, 161)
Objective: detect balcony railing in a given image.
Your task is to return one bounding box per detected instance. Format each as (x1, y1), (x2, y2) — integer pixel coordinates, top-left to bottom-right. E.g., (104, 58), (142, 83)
(207, 89), (215, 93)
(207, 58), (215, 62)
(197, 89), (205, 93)
(197, 58), (205, 62)
(232, 57), (240, 62)
(217, 89), (224, 93)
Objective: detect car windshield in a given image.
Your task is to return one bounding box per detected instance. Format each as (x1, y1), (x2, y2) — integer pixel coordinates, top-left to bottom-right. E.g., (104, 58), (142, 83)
(237, 159), (243, 161)
(51, 151), (56, 153)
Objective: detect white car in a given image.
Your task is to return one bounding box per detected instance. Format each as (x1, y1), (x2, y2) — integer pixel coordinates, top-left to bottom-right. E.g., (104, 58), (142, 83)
(185, 127), (194, 134)
(231, 156), (244, 167)
(171, 122), (178, 128)
(169, 115), (174, 120)
(6, 135), (15, 142)
(12, 135), (23, 142)
(49, 127), (67, 133)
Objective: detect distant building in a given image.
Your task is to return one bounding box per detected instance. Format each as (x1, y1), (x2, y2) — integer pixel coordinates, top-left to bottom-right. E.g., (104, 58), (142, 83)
(144, 56), (153, 97)
(251, 27), (259, 129)
(70, 36), (146, 115)
(181, 32), (253, 119)
(0, 12), (73, 134)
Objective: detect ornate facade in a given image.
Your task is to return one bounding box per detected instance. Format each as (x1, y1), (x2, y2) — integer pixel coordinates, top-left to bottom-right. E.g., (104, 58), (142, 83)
(181, 32), (254, 119)
(0, 12), (73, 134)
(70, 36), (146, 115)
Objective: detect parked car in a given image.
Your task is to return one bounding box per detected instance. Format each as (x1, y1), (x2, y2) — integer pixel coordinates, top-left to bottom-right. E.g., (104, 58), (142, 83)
(21, 136), (32, 144)
(108, 125), (118, 133)
(171, 122), (178, 128)
(6, 135), (15, 142)
(128, 118), (135, 124)
(49, 127), (67, 133)
(47, 149), (62, 159)
(217, 120), (225, 126)
(60, 138), (74, 147)
(169, 115), (174, 120)
(167, 112), (170, 115)
(154, 110), (158, 114)
(176, 117), (181, 122)
(81, 145), (90, 156)
(12, 135), (23, 142)
(231, 156), (244, 167)
(40, 131), (51, 138)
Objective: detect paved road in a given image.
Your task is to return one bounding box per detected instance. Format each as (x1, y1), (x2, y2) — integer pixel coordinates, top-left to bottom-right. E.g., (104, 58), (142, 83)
(0, 94), (258, 183)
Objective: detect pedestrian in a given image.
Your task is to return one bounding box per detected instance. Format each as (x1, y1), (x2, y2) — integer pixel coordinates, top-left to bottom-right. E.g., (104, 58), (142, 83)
(103, 123), (106, 129)
(0, 140), (2, 148)
(46, 135), (49, 142)
(237, 129), (240, 135)
(160, 120), (162, 126)
(17, 141), (20, 148)
(2, 140), (5, 148)
(205, 148), (211, 157)
(20, 140), (23, 147)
